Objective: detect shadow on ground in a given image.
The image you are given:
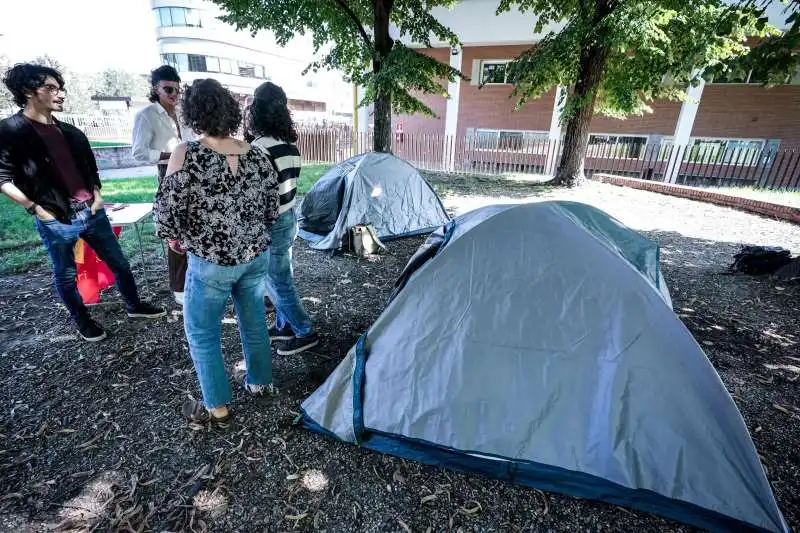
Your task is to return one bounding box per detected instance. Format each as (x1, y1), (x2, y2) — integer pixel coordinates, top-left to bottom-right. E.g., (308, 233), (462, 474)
(0, 196), (798, 532)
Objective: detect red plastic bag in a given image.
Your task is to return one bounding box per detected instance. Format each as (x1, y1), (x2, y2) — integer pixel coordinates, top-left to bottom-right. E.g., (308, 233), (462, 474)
(74, 226), (123, 304)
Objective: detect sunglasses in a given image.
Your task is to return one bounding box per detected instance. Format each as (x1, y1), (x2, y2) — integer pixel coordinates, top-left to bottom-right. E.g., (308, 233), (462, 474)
(161, 86), (181, 95)
(42, 83), (66, 95)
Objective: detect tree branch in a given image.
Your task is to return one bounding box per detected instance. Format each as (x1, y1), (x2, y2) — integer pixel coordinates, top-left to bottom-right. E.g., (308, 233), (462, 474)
(330, 0), (375, 52)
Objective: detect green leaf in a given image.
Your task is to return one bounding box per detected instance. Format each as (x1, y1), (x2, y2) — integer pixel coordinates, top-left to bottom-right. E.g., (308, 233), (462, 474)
(212, 0), (464, 149)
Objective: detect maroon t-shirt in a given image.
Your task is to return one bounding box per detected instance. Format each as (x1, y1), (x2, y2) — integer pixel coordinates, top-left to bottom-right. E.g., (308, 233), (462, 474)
(28, 119), (93, 202)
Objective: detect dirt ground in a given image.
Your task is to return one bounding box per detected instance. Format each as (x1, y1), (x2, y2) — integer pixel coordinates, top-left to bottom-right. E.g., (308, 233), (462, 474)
(0, 177), (798, 532)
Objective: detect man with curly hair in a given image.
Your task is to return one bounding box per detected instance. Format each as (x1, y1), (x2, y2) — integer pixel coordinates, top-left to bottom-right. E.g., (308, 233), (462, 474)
(0, 63), (165, 342)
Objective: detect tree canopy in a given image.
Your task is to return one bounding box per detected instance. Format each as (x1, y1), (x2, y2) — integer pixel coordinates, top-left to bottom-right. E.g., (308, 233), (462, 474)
(0, 55), (14, 113)
(213, 0), (465, 152)
(499, 0), (774, 185)
(1, 57), (150, 115)
(721, 0), (800, 85)
(91, 68), (149, 100)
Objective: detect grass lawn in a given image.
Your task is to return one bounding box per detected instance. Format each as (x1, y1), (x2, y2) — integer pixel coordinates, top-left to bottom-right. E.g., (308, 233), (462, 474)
(89, 141), (131, 149)
(705, 186), (800, 208)
(0, 164), (330, 273)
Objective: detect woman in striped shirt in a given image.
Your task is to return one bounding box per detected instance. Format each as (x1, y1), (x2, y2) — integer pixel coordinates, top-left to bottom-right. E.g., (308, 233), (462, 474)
(249, 82), (319, 355)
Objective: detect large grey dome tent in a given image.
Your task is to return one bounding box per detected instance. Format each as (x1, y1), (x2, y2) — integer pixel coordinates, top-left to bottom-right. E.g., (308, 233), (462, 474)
(300, 202), (789, 533)
(298, 152), (449, 250)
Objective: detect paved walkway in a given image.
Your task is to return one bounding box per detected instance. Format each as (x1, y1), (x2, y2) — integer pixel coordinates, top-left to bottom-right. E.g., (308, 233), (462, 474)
(99, 166), (158, 180)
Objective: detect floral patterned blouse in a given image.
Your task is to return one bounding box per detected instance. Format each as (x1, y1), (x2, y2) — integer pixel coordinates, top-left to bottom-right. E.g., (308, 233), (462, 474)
(154, 141), (280, 266)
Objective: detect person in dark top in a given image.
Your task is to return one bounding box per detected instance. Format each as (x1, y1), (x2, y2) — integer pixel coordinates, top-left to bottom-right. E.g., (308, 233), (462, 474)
(0, 63), (165, 342)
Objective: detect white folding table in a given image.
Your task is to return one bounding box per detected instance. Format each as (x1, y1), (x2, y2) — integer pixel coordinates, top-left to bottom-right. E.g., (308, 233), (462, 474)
(105, 203), (166, 295)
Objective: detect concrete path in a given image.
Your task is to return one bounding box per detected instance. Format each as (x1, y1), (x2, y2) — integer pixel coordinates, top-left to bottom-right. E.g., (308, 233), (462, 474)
(100, 166), (158, 180)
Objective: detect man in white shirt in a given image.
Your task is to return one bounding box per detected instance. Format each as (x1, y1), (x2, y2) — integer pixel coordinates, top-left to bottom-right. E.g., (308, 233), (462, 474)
(131, 65), (192, 305)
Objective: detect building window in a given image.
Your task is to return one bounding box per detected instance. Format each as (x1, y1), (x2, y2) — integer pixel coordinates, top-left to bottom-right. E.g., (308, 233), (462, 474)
(480, 61), (511, 85)
(170, 7), (186, 26)
(710, 64), (793, 85)
(711, 70), (755, 84)
(206, 56), (220, 73)
(474, 129), (549, 151)
(188, 54), (207, 72)
(587, 134), (648, 159)
(161, 54), (270, 79)
(153, 7), (202, 28)
(238, 63), (256, 78)
(661, 137), (767, 166)
(185, 8), (201, 27)
(219, 58), (233, 74)
(162, 53), (176, 69)
(689, 138), (764, 165)
(288, 99), (326, 112)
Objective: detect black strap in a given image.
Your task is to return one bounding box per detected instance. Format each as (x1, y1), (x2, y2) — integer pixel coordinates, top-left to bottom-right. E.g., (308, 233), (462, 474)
(256, 143), (279, 174)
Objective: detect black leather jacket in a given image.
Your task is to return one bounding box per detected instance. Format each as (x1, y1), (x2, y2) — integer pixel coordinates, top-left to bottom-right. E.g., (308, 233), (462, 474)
(0, 111), (102, 222)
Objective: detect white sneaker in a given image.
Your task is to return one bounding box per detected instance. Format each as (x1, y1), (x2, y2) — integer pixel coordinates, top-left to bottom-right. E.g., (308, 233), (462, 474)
(244, 382), (277, 396)
(174, 291), (185, 306)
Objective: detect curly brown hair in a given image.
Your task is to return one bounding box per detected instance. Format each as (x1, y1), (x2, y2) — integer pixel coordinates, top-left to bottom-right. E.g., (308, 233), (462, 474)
(180, 79), (241, 137)
(3, 63), (65, 108)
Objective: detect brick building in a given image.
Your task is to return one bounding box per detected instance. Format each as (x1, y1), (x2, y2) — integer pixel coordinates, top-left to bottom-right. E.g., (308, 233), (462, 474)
(360, 0), (800, 182)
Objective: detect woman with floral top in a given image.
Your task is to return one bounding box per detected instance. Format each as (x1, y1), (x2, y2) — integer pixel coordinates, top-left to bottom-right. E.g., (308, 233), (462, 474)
(154, 79), (280, 423)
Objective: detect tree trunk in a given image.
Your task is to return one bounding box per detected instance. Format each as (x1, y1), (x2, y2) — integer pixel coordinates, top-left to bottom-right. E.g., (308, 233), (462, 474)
(372, 0), (394, 153)
(373, 92), (392, 153)
(552, 0), (612, 187)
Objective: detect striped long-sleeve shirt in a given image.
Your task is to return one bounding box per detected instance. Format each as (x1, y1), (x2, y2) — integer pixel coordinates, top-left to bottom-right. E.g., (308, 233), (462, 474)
(251, 136), (301, 214)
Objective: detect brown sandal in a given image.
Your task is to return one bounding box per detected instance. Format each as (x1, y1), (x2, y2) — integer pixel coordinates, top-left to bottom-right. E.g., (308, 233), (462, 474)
(182, 400), (231, 424)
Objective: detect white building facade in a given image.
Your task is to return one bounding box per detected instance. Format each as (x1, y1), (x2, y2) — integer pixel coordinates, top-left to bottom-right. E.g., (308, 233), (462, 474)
(150, 0), (352, 124)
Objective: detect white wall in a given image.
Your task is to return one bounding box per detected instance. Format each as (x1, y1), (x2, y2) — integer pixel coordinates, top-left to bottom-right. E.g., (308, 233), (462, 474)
(405, 0), (792, 48)
(150, 0), (352, 112)
(400, 0), (563, 47)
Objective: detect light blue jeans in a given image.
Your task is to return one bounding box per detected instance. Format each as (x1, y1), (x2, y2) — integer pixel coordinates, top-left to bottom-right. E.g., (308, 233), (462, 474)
(184, 252), (272, 408)
(265, 208), (314, 337)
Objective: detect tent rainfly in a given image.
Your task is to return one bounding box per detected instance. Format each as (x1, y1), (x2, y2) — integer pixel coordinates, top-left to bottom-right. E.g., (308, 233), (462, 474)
(300, 202), (789, 533)
(298, 152), (449, 250)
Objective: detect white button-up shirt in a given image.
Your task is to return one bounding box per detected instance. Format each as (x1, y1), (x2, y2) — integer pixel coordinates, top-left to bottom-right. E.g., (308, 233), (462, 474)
(131, 102), (194, 165)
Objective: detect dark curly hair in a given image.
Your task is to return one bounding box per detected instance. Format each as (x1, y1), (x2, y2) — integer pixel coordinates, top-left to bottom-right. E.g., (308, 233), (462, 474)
(180, 79), (242, 137)
(248, 82), (298, 143)
(2, 63), (65, 108)
(149, 65), (181, 103)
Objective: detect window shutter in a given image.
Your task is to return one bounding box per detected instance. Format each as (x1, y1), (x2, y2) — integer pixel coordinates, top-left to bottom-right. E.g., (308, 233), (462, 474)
(470, 60), (481, 86)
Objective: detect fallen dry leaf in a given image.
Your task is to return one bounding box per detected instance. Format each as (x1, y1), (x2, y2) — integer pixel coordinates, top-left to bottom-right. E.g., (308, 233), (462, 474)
(460, 501), (482, 515)
(773, 404), (792, 415)
(397, 518), (412, 533)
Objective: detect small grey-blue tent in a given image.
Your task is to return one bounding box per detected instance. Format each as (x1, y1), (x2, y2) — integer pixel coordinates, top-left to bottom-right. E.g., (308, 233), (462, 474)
(300, 201), (789, 533)
(297, 152), (449, 250)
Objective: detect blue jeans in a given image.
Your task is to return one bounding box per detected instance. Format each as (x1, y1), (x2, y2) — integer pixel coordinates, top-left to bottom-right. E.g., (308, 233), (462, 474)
(184, 252), (272, 409)
(265, 209), (313, 337)
(35, 208), (140, 324)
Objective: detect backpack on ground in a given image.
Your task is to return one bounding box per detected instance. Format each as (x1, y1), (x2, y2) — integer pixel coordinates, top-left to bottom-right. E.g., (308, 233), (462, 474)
(728, 245), (792, 275)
